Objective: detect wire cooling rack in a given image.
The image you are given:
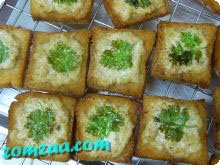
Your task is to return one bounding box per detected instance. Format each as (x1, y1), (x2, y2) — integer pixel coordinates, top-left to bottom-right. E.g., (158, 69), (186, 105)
(0, 0), (220, 165)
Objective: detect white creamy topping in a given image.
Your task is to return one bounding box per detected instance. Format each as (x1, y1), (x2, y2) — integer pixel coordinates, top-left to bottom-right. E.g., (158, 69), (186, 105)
(13, 97), (68, 146)
(36, 0), (86, 15)
(94, 31), (145, 86)
(79, 100), (133, 157)
(142, 101), (202, 157)
(112, 0), (165, 21)
(160, 28), (208, 74)
(32, 35), (83, 86)
(215, 0), (220, 5)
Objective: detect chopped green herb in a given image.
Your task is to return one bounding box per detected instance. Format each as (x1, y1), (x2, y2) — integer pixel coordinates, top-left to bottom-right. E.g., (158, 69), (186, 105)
(25, 108), (55, 143)
(154, 104), (196, 142)
(125, 0), (151, 8)
(53, 0), (77, 5)
(86, 105), (125, 138)
(0, 40), (9, 64)
(181, 32), (201, 49)
(169, 42), (193, 65)
(192, 49), (202, 62)
(48, 41), (79, 73)
(171, 42), (184, 56)
(100, 40), (133, 70)
(169, 32), (203, 66)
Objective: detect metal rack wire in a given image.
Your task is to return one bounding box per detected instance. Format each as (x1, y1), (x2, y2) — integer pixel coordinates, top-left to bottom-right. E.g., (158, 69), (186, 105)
(0, 0), (220, 164)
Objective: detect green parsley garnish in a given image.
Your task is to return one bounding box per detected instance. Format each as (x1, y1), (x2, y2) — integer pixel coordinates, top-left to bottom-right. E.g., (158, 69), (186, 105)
(53, 0), (77, 5)
(86, 105), (125, 138)
(0, 40), (9, 64)
(48, 41), (79, 73)
(154, 104), (196, 142)
(100, 40), (133, 70)
(125, 0), (151, 8)
(170, 42), (194, 65)
(169, 32), (202, 66)
(25, 108), (55, 143)
(181, 32), (201, 49)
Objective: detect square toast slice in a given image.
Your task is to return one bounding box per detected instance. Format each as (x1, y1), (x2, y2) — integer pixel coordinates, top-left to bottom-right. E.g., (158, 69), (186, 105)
(31, 0), (94, 23)
(0, 25), (32, 88)
(135, 95), (208, 165)
(103, 0), (170, 28)
(75, 93), (139, 163)
(151, 21), (217, 88)
(87, 27), (155, 98)
(7, 92), (77, 162)
(25, 30), (90, 97)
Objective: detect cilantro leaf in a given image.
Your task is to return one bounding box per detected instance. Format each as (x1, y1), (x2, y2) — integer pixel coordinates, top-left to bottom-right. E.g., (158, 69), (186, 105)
(169, 42), (193, 65)
(169, 31), (203, 66)
(181, 32), (201, 49)
(160, 125), (184, 142)
(86, 105), (125, 138)
(0, 40), (9, 64)
(171, 42), (184, 56)
(125, 0), (151, 8)
(192, 49), (202, 62)
(154, 104), (196, 142)
(48, 41), (79, 73)
(25, 108), (55, 143)
(100, 40), (133, 70)
(53, 0), (77, 5)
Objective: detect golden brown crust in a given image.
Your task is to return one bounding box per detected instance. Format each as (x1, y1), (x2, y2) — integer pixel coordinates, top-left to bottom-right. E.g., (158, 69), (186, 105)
(25, 30), (90, 97)
(213, 87), (220, 150)
(201, 0), (220, 15)
(31, 0), (94, 23)
(135, 95), (208, 165)
(209, 155), (220, 165)
(75, 93), (140, 163)
(0, 24), (32, 88)
(213, 87), (220, 122)
(215, 124), (220, 149)
(87, 27), (156, 98)
(151, 21), (217, 88)
(103, 0), (170, 28)
(6, 92), (77, 162)
(214, 27), (220, 76)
